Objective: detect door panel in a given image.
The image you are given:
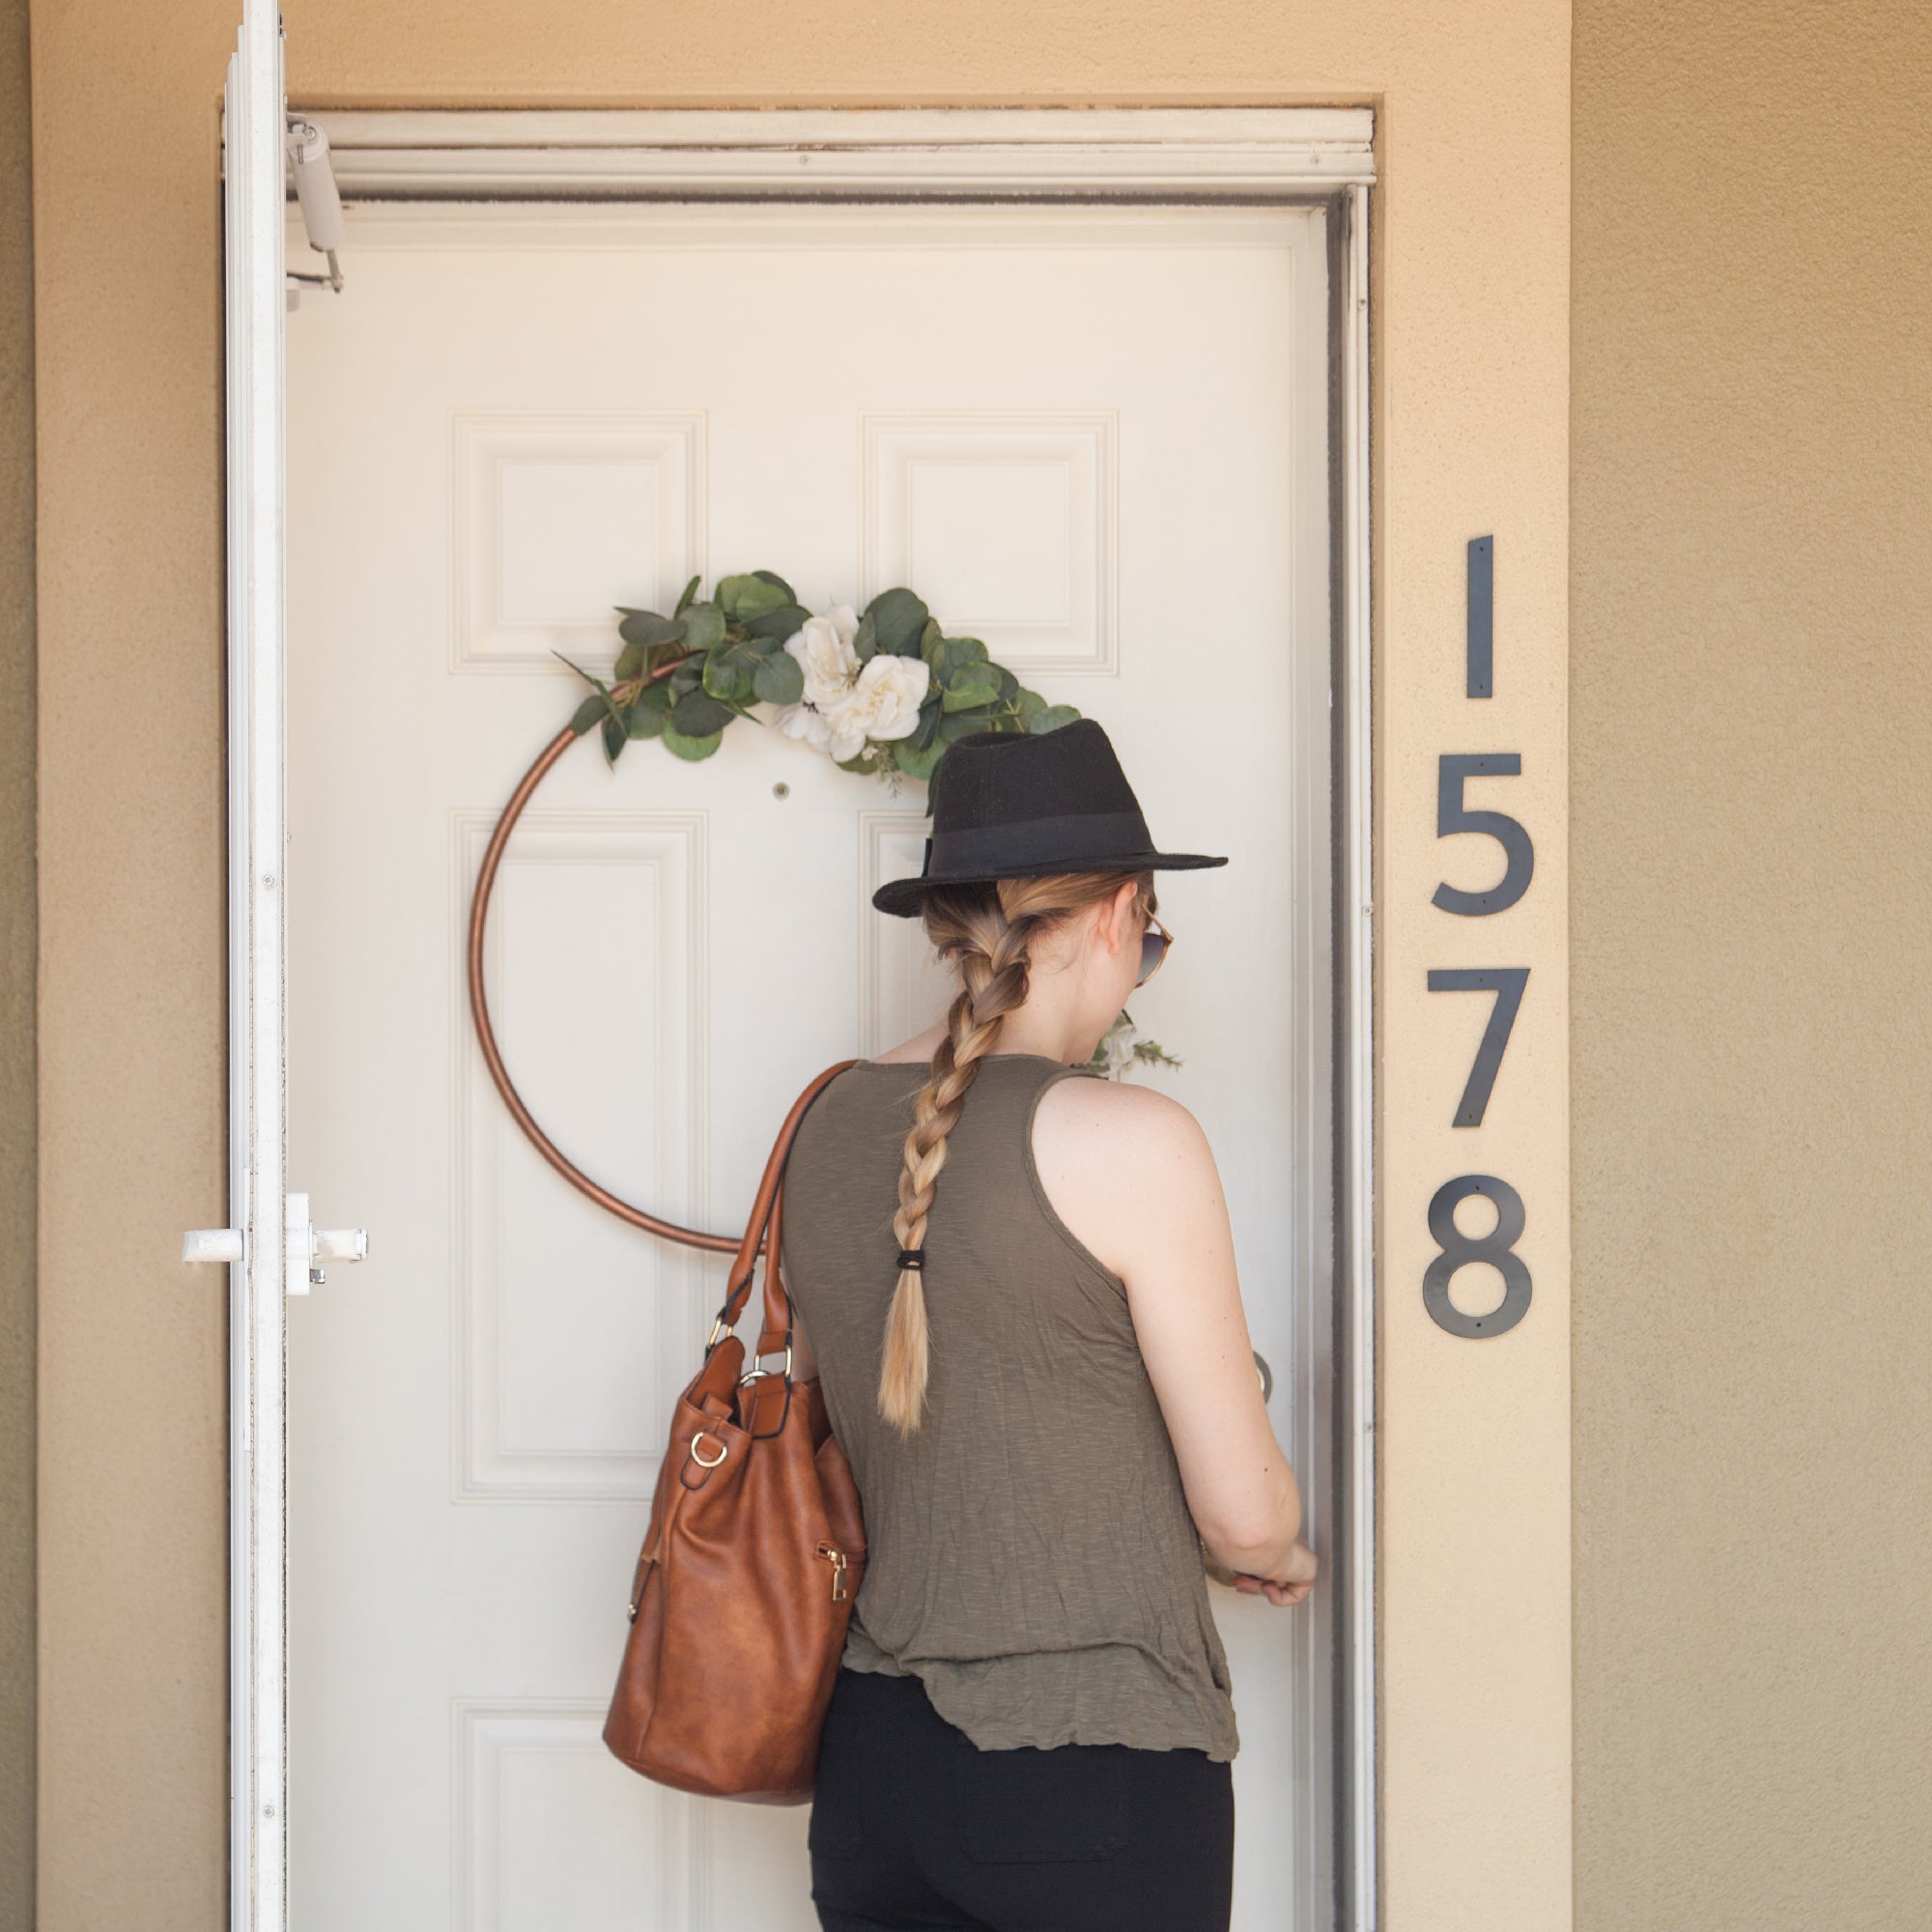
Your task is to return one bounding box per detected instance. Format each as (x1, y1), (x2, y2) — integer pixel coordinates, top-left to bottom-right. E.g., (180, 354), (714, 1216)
(287, 202), (1334, 1930)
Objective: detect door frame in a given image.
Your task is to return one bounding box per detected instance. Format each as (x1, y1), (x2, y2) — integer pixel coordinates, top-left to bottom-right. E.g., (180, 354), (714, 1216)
(281, 104), (1378, 1930)
(220, 13), (289, 1932)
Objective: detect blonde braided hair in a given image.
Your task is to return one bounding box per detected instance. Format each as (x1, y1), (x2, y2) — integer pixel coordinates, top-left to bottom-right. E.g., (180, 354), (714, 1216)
(878, 868), (1156, 1434)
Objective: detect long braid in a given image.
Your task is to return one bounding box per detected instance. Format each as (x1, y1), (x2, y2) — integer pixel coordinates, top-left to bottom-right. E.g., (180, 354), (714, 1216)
(877, 869), (1154, 1435)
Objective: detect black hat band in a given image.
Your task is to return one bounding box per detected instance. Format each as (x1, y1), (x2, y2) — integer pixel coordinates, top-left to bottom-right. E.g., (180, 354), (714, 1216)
(925, 810), (1151, 876)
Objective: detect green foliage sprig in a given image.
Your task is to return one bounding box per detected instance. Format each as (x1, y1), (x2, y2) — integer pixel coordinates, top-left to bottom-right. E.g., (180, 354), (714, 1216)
(1087, 1012), (1184, 1081)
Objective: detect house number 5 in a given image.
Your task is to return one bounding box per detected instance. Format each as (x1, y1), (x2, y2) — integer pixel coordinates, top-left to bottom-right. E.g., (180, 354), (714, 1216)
(1424, 536), (1534, 1339)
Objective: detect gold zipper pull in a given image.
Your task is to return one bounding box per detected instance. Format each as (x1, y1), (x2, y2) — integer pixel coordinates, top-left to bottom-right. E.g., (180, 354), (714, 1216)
(815, 1543), (849, 1602)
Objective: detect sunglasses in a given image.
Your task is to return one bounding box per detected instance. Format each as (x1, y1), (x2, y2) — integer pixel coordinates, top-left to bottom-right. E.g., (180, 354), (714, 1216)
(1136, 914), (1176, 987)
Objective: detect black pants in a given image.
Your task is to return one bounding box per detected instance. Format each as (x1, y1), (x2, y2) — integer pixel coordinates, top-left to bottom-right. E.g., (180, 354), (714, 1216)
(809, 1665), (1235, 1932)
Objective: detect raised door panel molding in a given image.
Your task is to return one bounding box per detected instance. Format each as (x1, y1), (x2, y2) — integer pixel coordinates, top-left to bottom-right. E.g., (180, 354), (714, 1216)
(451, 810), (708, 1500)
(454, 1701), (704, 1930)
(451, 411), (707, 673)
(863, 412), (1117, 675)
(859, 811), (952, 1056)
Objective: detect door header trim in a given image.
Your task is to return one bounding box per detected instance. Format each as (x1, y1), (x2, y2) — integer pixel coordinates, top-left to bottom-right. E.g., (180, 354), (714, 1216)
(291, 106), (1377, 199)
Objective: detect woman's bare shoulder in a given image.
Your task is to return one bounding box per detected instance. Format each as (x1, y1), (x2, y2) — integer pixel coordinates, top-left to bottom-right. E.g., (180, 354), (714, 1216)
(1032, 1075), (1220, 1280)
(1033, 1072), (1215, 1187)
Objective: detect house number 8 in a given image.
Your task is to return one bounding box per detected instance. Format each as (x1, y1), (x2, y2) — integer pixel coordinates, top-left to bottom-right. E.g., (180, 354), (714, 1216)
(1423, 1175), (1531, 1339)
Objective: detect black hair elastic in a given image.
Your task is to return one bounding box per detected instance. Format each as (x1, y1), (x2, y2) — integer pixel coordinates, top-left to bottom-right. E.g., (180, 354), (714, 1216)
(895, 1248), (926, 1272)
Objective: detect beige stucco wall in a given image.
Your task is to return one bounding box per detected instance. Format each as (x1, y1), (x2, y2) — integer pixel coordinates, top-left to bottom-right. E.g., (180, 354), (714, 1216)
(29, 2), (1573, 1926)
(1570, 4), (1932, 1927)
(1, 0), (37, 1917)
(27, 2), (236, 1923)
(22, 0), (1930, 1923)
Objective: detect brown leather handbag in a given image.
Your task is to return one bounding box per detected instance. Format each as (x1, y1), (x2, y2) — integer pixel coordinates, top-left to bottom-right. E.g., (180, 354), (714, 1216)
(603, 1062), (867, 1804)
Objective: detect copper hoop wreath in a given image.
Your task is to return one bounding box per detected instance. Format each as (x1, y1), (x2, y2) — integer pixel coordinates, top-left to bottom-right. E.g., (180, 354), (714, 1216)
(466, 656), (741, 1254)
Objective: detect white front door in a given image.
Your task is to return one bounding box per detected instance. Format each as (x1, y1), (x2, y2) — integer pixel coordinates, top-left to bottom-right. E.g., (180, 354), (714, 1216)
(286, 197), (1338, 1929)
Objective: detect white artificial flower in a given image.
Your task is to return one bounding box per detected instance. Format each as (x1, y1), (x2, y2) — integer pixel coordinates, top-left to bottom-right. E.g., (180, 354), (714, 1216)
(783, 603), (862, 708)
(772, 701), (831, 750)
(822, 653), (931, 762)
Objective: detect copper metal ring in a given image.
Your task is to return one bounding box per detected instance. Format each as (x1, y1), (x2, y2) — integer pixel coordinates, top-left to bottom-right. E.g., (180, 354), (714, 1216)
(466, 656), (741, 1254)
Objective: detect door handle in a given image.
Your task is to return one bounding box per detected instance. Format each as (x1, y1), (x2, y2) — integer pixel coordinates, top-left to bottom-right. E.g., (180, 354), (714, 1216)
(182, 1190), (368, 1292)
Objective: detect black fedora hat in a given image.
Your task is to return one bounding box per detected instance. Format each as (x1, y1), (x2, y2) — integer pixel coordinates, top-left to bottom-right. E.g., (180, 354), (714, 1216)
(871, 718), (1228, 918)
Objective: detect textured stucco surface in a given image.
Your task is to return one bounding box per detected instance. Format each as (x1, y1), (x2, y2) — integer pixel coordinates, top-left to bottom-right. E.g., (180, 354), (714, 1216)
(30, 2), (1572, 1926)
(1, 0), (37, 1917)
(1571, 3), (1932, 1927)
(27, 1), (237, 1923)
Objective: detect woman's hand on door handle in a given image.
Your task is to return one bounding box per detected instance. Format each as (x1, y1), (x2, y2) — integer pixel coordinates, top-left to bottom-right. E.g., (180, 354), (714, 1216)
(1229, 1535), (1319, 1606)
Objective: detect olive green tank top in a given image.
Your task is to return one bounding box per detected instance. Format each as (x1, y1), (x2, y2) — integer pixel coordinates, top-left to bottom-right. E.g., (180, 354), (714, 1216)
(780, 1053), (1239, 1761)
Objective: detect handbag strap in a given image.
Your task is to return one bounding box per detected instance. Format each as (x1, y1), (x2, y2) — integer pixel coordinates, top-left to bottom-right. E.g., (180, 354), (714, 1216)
(710, 1061), (856, 1367)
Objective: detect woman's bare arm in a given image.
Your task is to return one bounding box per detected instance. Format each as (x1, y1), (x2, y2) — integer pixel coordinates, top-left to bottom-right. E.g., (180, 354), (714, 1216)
(1032, 1077), (1315, 1594)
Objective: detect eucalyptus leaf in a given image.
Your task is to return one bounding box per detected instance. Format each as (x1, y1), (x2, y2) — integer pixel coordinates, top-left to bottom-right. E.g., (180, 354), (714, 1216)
(601, 713), (627, 762)
(892, 738), (946, 782)
(1014, 687), (1048, 720)
(702, 653), (748, 703)
(552, 647), (607, 693)
(663, 724), (724, 762)
(704, 635), (774, 703)
(866, 586), (929, 657)
(1027, 704), (1080, 735)
(614, 639), (645, 683)
(627, 702), (667, 739)
(943, 680), (1001, 713)
(569, 694), (607, 737)
(673, 574), (701, 616)
(752, 653), (805, 705)
(745, 603), (810, 640)
(935, 636), (989, 684)
(939, 708), (998, 743)
(673, 690), (735, 737)
(852, 611), (877, 662)
(679, 603), (725, 655)
(554, 649), (629, 745)
(635, 679), (674, 713)
(919, 618), (945, 662)
(717, 573), (793, 622)
(617, 609), (685, 648)
(909, 697), (944, 751)
(751, 568), (798, 600)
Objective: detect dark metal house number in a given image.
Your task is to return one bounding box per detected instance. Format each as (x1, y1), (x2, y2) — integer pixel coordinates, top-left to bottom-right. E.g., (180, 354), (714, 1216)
(1424, 536), (1534, 1339)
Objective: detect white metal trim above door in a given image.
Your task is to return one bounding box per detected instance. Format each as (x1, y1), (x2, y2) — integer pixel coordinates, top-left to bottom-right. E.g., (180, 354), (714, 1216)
(292, 105), (1376, 200)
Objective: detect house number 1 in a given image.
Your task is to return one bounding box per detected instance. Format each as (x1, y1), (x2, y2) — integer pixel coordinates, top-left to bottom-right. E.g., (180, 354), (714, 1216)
(1424, 536), (1534, 1339)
